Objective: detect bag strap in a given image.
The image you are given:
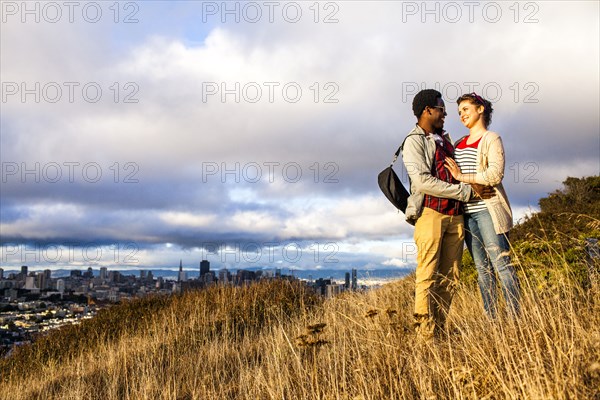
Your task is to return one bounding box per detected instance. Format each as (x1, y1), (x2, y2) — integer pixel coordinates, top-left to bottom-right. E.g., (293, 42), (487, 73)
(389, 133), (423, 167)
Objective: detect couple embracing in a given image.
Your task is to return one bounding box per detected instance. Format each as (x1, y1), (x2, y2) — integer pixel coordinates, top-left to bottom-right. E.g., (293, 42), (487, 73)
(402, 89), (520, 339)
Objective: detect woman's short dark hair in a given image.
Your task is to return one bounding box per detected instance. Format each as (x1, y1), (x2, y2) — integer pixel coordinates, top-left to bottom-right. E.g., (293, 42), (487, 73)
(457, 93), (493, 128)
(412, 89), (442, 118)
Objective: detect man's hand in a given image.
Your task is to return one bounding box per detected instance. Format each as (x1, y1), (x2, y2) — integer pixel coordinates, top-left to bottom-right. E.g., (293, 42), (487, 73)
(471, 183), (496, 200)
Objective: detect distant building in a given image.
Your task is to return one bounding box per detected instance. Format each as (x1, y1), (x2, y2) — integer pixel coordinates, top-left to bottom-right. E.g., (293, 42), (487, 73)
(218, 268), (231, 284)
(18, 265), (28, 282)
(351, 269), (357, 291)
(36, 273), (45, 291)
(99, 267), (108, 280)
(25, 276), (38, 291)
(313, 278), (332, 296)
(56, 279), (65, 293)
(108, 270), (121, 283)
(0, 268), (4, 280)
(178, 260), (187, 282)
(236, 269), (256, 285)
(344, 272), (350, 289)
(326, 284), (343, 298)
(200, 260), (210, 276)
(108, 289), (119, 302)
(31, 269), (52, 290)
(200, 271), (215, 285)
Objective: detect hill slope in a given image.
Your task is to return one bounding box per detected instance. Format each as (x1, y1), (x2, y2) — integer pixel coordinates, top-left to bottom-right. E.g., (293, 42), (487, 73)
(1, 277), (599, 399)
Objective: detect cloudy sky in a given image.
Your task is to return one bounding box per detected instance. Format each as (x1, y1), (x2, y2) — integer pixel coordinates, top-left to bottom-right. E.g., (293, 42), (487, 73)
(1, 1), (598, 273)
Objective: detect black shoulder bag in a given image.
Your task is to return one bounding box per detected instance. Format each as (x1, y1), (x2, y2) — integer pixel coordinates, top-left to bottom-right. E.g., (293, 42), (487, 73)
(377, 134), (419, 213)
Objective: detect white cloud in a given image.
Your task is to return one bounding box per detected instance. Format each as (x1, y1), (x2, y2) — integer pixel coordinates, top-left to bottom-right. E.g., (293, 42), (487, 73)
(159, 211), (217, 228)
(382, 258), (411, 268)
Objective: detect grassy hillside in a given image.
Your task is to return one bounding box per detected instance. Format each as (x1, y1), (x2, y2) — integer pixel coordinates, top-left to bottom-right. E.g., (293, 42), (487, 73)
(1, 177), (599, 399)
(1, 276), (599, 398)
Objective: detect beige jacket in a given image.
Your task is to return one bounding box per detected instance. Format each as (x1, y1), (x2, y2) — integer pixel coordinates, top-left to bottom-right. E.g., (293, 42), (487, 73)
(459, 131), (513, 234)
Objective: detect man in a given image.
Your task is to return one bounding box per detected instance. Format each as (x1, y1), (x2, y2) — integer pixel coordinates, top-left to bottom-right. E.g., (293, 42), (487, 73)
(402, 89), (489, 339)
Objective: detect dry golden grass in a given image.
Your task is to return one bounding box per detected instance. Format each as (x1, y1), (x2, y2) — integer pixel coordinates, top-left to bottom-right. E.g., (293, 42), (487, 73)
(1, 270), (599, 399)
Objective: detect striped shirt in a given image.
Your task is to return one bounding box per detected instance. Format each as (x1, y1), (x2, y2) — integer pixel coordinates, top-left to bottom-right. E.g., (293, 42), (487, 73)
(455, 136), (487, 214)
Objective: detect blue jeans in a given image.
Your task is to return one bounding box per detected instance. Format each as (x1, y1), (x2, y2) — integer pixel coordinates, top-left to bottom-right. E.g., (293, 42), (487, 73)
(464, 209), (520, 317)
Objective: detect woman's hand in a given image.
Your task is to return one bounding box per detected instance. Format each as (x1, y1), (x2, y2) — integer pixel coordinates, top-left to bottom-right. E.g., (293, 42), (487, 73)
(444, 157), (462, 180)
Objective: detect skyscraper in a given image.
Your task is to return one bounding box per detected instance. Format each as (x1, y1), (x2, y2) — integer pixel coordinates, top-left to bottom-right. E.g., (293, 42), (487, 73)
(178, 259), (187, 282)
(20, 265), (28, 279)
(351, 268), (357, 291)
(200, 260), (210, 276)
(36, 273), (45, 291)
(41, 269), (52, 290)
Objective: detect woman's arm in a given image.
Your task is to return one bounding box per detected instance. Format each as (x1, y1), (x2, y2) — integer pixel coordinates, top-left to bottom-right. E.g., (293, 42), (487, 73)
(477, 135), (505, 186)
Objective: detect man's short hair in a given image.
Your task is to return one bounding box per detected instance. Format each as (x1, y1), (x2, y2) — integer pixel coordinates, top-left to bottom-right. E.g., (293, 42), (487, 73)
(412, 89), (442, 118)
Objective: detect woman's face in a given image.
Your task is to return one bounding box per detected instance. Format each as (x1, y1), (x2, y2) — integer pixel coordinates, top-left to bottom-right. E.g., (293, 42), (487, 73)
(458, 100), (484, 129)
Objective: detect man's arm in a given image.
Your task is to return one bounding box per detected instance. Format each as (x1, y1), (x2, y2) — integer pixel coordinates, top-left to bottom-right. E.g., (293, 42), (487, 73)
(402, 135), (472, 202)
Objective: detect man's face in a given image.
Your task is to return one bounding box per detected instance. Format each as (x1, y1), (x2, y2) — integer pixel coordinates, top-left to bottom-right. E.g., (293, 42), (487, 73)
(430, 98), (447, 130)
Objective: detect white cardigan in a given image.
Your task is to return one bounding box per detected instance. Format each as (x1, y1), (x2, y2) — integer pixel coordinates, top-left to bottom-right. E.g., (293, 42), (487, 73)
(458, 131), (513, 234)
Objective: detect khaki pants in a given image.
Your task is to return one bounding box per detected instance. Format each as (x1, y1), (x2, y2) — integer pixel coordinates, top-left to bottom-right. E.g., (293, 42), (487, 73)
(413, 207), (464, 338)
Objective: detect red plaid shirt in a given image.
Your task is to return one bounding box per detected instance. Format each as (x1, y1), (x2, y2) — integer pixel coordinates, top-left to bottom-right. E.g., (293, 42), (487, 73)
(423, 135), (462, 215)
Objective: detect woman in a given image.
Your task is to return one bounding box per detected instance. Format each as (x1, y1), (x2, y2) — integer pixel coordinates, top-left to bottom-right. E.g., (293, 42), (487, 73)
(444, 93), (520, 317)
